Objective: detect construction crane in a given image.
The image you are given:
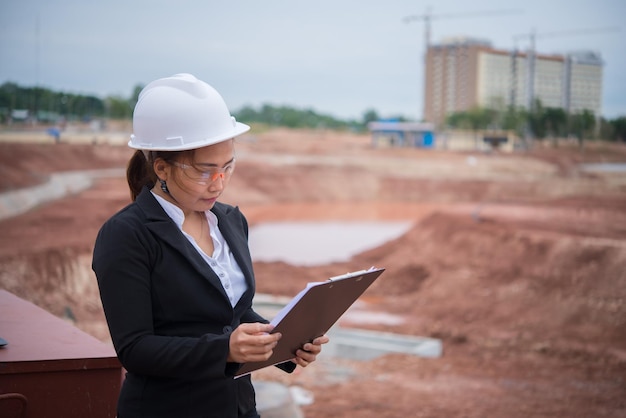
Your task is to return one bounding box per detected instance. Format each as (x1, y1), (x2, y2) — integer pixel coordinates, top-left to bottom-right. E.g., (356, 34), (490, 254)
(403, 7), (524, 51)
(403, 7), (523, 122)
(512, 26), (620, 111)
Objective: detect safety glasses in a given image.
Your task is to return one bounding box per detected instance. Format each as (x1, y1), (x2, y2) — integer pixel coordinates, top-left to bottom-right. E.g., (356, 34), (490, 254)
(172, 160), (236, 185)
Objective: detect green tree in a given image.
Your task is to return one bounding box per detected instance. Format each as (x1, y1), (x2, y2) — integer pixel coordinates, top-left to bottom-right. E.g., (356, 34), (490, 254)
(569, 110), (596, 145)
(233, 104), (350, 130)
(543, 107), (568, 145)
(502, 106), (526, 136)
(0, 82), (108, 122)
(129, 84), (144, 110)
(446, 107), (494, 130)
(362, 108), (379, 125)
(106, 96), (133, 119)
(527, 99), (546, 139)
(610, 117), (626, 142)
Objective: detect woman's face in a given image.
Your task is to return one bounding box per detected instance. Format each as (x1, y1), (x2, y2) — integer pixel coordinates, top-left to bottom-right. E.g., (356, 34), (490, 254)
(155, 139), (236, 213)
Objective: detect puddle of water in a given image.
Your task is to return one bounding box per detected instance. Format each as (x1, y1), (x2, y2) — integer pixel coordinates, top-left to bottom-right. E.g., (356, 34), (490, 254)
(249, 221), (413, 266)
(580, 163), (626, 173)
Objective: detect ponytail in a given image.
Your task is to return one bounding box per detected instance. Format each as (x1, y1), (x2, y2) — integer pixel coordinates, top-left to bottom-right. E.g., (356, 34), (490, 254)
(126, 150), (155, 201)
(126, 149), (187, 201)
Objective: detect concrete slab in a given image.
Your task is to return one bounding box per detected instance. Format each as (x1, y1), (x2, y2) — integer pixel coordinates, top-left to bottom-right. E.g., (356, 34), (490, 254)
(326, 327), (442, 360)
(253, 293), (442, 361)
(0, 168), (124, 220)
(253, 381), (304, 418)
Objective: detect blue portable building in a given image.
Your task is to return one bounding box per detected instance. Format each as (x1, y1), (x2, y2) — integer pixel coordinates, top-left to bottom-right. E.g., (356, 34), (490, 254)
(367, 120), (436, 148)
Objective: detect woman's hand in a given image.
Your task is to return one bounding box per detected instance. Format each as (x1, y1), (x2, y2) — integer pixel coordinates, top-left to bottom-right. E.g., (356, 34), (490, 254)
(293, 335), (330, 368)
(228, 323), (281, 363)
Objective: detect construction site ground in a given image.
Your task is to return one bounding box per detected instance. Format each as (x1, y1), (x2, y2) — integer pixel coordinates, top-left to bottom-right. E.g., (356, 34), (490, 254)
(0, 127), (625, 417)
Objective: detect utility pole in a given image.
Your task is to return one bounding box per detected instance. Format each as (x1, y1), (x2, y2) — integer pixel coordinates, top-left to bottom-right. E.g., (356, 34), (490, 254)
(512, 26), (620, 114)
(526, 29), (536, 112)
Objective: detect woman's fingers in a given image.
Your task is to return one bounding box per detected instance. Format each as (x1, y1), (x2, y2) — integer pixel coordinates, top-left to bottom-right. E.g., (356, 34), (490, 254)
(228, 323), (282, 363)
(294, 334), (330, 367)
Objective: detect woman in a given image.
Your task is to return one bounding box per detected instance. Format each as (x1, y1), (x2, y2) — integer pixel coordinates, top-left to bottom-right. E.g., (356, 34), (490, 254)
(92, 73), (328, 418)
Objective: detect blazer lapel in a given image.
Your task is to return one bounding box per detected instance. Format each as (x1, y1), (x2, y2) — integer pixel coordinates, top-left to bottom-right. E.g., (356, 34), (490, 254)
(136, 188), (230, 301)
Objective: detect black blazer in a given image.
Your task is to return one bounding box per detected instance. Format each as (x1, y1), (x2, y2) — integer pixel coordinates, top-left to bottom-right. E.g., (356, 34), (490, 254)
(92, 187), (294, 418)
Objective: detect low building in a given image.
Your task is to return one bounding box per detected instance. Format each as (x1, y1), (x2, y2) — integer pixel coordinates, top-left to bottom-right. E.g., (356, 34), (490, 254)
(368, 121), (436, 148)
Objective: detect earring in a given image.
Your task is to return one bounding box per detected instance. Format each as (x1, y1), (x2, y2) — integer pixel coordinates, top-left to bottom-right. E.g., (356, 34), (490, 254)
(159, 179), (169, 194)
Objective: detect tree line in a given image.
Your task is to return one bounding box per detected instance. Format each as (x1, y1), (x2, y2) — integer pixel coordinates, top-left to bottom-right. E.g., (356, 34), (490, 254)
(445, 100), (626, 143)
(0, 82), (142, 122)
(0, 82), (381, 131)
(1, 81), (624, 141)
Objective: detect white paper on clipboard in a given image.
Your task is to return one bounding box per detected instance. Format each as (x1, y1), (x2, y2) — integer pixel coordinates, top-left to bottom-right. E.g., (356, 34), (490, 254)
(235, 267), (384, 377)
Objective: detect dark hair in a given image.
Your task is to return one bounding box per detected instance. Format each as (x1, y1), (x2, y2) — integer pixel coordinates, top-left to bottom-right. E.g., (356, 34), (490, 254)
(126, 150), (187, 201)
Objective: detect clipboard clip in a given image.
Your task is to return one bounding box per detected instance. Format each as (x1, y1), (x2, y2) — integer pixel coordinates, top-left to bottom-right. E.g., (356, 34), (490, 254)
(328, 266), (377, 282)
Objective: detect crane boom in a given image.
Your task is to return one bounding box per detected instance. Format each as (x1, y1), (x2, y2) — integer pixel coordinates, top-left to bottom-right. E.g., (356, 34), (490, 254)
(404, 8), (523, 49)
(514, 26), (620, 42)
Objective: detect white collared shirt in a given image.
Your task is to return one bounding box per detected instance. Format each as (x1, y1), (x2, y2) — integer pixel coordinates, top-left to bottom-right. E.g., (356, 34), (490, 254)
(152, 192), (247, 307)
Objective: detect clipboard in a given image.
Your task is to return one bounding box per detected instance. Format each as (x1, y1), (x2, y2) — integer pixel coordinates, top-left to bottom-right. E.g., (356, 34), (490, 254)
(235, 267), (385, 377)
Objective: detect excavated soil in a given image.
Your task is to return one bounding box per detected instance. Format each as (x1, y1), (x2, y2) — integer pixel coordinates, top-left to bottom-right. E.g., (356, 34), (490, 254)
(1, 128), (625, 417)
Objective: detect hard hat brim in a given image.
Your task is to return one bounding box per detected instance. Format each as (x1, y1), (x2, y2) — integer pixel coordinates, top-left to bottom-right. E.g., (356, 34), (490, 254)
(128, 121), (250, 151)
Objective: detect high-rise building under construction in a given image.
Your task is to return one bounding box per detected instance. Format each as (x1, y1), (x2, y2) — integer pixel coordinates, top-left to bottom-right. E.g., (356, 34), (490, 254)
(423, 37), (603, 126)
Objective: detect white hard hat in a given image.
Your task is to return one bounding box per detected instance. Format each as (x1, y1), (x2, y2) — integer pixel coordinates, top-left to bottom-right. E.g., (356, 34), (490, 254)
(128, 73), (250, 151)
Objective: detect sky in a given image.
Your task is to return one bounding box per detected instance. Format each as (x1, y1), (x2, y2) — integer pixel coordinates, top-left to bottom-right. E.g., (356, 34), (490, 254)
(1, 0), (624, 121)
